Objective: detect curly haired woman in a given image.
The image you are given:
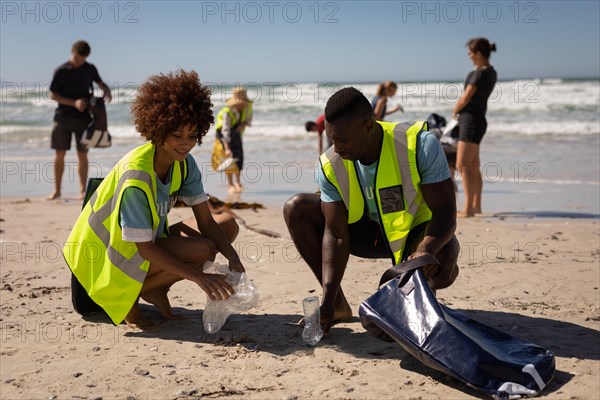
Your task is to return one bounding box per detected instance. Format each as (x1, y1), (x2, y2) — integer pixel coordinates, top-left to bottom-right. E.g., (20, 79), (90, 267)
(63, 70), (245, 329)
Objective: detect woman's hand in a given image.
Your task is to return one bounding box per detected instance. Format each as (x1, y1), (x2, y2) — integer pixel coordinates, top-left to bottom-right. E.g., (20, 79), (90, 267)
(389, 104), (403, 114)
(195, 271), (235, 300)
(228, 257), (245, 273)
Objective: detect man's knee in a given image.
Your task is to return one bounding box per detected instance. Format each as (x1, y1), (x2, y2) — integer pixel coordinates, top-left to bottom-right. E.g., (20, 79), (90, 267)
(283, 193), (318, 225)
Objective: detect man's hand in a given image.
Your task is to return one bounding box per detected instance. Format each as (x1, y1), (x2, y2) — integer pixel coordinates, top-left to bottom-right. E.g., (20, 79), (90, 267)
(74, 98), (88, 112)
(408, 250), (439, 280)
(228, 257), (245, 273)
(103, 89), (112, 103)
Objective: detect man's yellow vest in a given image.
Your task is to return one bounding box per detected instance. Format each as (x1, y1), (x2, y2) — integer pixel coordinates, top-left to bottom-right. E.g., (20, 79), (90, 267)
(319, 121), (432, 265)
(63, 142), (187, 325)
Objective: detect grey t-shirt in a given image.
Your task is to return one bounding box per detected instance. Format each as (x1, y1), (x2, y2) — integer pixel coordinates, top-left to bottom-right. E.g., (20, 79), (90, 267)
(461, 66), (497, 115)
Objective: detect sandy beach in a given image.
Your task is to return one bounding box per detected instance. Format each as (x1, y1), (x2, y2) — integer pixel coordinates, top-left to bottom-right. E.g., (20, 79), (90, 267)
(1, 196), (599, 399)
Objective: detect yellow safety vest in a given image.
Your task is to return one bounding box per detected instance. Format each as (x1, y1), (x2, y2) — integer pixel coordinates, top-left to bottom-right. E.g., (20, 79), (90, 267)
(215, 106), (239, 132)
(240, 102), (252, 125)
(319, 121), (432, 265)
(63, 142), (187, 325)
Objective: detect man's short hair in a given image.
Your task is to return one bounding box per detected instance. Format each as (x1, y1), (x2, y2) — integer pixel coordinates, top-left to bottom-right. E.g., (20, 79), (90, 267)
(324, 87), (373, 123)
(305, 121), (317, 132)
(72, 40), (91, 57)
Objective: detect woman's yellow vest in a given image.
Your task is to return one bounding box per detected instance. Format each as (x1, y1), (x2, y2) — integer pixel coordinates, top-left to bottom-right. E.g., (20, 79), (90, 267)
(319, 121), (432, 265)
(241, 103), (252, 126)
(215, 106), (239, 132)
(215, 103), (252, 133)
(62, 142), (187, 325)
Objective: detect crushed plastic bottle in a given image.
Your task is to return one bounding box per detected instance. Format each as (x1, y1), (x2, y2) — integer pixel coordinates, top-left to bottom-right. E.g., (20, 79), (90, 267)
(302, 296), (323, 346)
(202, 262), (260, 334)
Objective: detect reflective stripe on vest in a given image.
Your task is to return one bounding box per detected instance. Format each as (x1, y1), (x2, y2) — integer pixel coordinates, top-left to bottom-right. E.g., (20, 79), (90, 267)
(63, 143), (187, 324)
(319, 121), (433, 265)
(215, 106), (239, 131)
(86, 169), (154, 284)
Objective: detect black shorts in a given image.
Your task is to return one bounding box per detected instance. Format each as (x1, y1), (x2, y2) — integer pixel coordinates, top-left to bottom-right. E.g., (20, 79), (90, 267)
(458, 113), (487, 144)
(348, 217), (428, 262)
(217, 128), (244, 171)
(51, 115), (92, 152)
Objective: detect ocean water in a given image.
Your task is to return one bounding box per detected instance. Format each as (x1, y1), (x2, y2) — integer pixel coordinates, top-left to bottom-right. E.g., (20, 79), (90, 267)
(1, 79), (599, 216)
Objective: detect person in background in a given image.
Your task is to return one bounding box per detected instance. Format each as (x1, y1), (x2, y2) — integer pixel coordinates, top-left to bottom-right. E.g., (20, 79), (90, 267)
(233, 87), (253, 134)
(452, 38), (497, 218)
(48, 40), (112, 200)
(215, 89), (250, 193)
(63, 70), (245, 329)
(305, 114), (333, 155)
(372, 80), (403, 121)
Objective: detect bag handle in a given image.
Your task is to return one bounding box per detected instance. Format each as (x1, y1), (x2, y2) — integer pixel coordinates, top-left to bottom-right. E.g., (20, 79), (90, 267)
(378, 254), (440, 288)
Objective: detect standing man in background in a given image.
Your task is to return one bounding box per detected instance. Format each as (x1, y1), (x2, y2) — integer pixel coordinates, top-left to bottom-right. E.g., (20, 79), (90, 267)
(48, 40), (112, 200)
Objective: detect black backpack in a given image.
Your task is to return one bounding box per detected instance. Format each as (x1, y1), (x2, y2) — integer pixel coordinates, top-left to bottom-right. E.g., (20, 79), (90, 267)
(70, 178), (105, 316)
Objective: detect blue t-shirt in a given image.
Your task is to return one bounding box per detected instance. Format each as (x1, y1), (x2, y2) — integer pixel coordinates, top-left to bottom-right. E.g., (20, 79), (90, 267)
(318, 130), (450, 222)
(119, 156), (207, 242)
(371, 95), (387, 120)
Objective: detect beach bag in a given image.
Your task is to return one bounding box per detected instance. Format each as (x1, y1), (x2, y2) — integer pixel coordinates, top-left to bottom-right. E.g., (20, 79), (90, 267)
(80, 97), (112, 149)
(358, 255), (555, 399)
(211, 138), (239, 173)
(70, 177), (105, 316)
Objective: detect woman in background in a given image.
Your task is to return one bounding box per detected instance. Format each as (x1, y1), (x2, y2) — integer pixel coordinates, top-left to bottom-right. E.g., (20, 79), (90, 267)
(452, 38), (497, 218)
(371, 80), (403, 120)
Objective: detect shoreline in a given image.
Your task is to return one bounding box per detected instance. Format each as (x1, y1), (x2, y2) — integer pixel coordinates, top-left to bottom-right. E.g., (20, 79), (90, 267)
(2, 194), (598, 220)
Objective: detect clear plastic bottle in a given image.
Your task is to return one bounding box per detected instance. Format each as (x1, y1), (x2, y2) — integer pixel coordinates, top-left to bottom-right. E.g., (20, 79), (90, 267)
(202, 262), (260, 334)
(203, 297), (230, 334)
(302, 296), (323, 346)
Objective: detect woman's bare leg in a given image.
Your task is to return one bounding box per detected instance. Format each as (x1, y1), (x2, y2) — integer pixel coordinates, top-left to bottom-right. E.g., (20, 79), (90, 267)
(457, 140), (480, 217)
(126, 237), (217, 324)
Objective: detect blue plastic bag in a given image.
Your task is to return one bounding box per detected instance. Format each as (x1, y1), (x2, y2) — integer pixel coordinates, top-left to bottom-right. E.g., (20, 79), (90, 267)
(358, 256), (555, 399)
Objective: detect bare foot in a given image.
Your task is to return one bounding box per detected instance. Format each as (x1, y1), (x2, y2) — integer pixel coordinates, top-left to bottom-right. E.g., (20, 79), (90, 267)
(333, 301), (353, 323)
(124, 304), (154, 329)
(141, 287), (183, 320)
(457, 211), (474, 218)
(234, 183), (243, 193)
(228, 186), (237, 195)
(291, 299), (353, 327)
(47, 192), (61, 200)
(79, 191), (86, 200)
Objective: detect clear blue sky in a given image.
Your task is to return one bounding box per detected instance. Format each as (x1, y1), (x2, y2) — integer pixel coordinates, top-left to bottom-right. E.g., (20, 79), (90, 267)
(1, 0), (599, 85)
